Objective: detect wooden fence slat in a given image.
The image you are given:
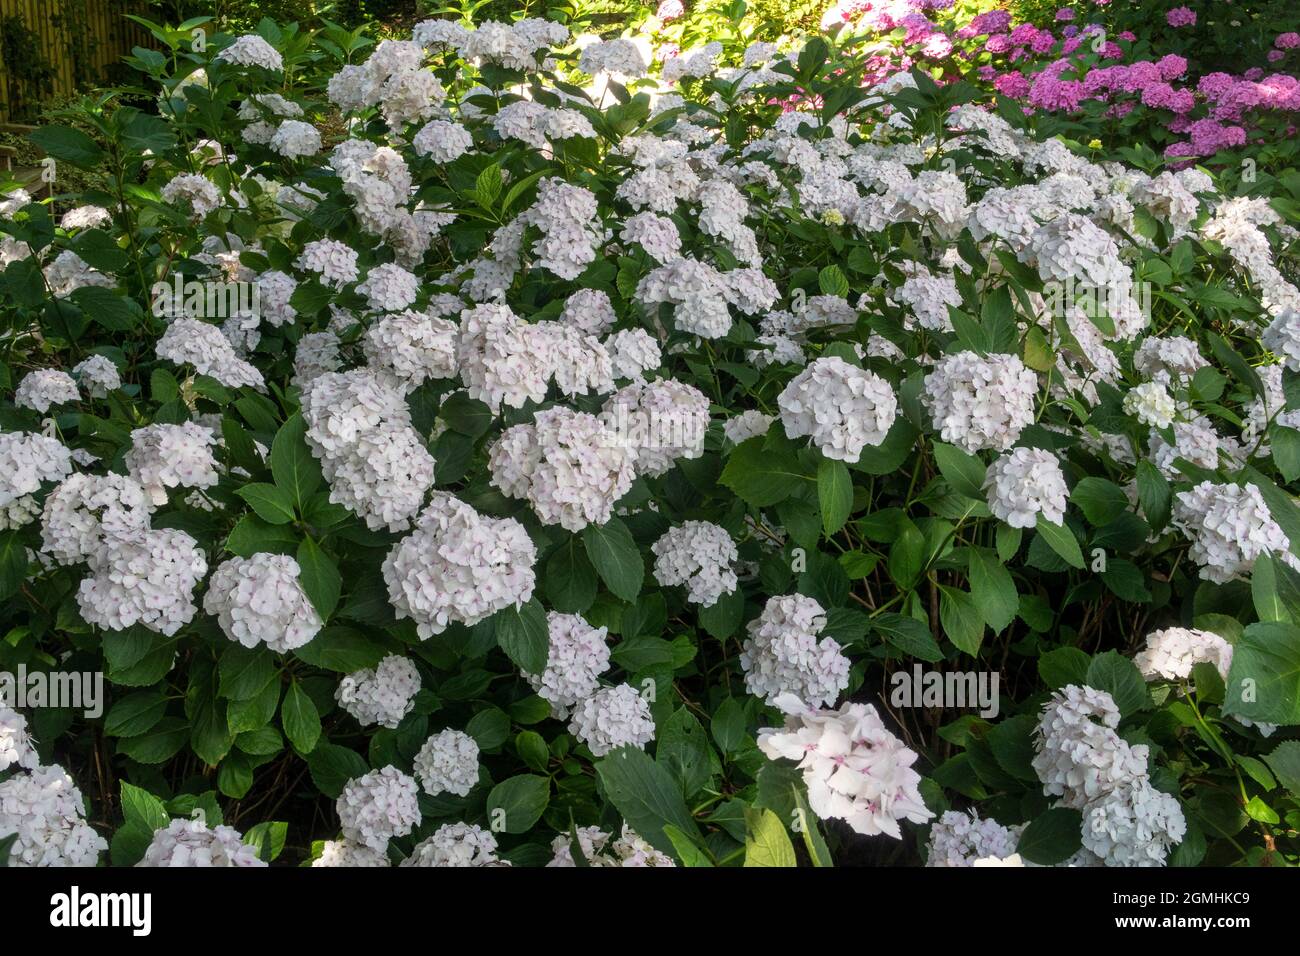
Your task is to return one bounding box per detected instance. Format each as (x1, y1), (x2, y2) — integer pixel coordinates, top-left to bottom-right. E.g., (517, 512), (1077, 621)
(0, 0), (150, 122)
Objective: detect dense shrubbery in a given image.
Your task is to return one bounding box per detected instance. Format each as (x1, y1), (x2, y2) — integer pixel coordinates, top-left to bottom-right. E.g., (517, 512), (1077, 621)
(1, 5), (1299, 868)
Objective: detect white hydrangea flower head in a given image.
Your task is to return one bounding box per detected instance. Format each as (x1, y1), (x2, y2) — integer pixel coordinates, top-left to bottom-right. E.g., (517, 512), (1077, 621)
(72, 355), (121, 397)
(400, 822), (505, 867)
(300, 369), (434, 531)
(636, 257), (733, 338)
(600, 378), (710, 477)
(925, 810), (1021, 867)
(335, 654), (422, 729)
(523, 612), (611, 718)
(1123, 381), (1177, 429)
(778, 356), (897, 462)
(412, 119), (474, 163)
(537, 323), (615, 399)
(456, 304), (554, 413)
(547, 824), (674, 866)
(923, 351), (1038, 453)
(215, 34), (284, 70)
(652, 520), (739, 608)
(203, 553), (323, 653)
(568, 683), (656, 757)
(296, 238), (360, 289)
(758, 695), (934, 838)
(621, 212), (682, 263)
(1262, 309), (1300, 372)
(39, 473), (153, 565)
(160, 173), (222, 218)
(723, 409), (775, 445)
(1172, 481), (1294, 583)
(1132, 335), (1208, 385)
(560, 289), (616, 337)
(1134, 627), (1233, 684)
(604, 328), (662, 380)
(0, 706), (38, 772)
(0, 432), (73, 509)
(413, 729), (480, 797)
(292, 331), (342, 390)
(0, 764), (107, 866)
(125, 421), (220, 505)
(488, 407), (634, 531)
(362, 309), (458, 392)
(741, 594), (850, 708)
(138, 819), (266, 867)
(983, 447), (1069, 528)
(357, 262), (419, 312)
(337, 766), (422, 853)
(77, 529), (207, 636)
(1080, 779), (1186, 867)
(269, 119), (322, 158)
(383, 492), (537, 637)
(156, 318), (264, 389)
(1031, 685), (1150, 809)
(15, 369), (79, 413)
(312, 838), (390, 867)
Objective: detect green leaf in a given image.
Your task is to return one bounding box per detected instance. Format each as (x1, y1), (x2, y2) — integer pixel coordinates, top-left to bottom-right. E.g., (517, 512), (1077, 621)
(1135, 460), (1171, 528)
(710, 697), (748, 753)
(939, 585), (984, 656)
(871, 613), (943, 662)
(1085, 650), (1150, 717)
(792, 787), (834, 866)
(515, 730), (550, 773)
(817, 458), (853, 535)
(293, 627), (387, 673)
(0, 531), (29, 602)
(657, 707), (713, 798)
(1070, 477), (1129, 526)
(582, 518), (644, 602)
(226, 515), (298, 557)
(719, 437), (806, 507)
(218, 645), (275, 701)
(887, 521), (926, 589)
(282, 680), (321, 754)
(1223, 622), (1300, 725)
(116, 717), (189, 764)
(1035, 519), (1085, 569)
(595, 746), (704, 860)
(1273, 426), (1300, 483)
(545, 538), (597, 613)
(270, 412), (322, 507)
(28, 125), (105, 168)
(120, 782), (169, 832)
(968, 548), (1017, 634)
(235, 483), (296, 524)
(818, 264), (849, 298)
(297, 537), (341, 621)
(663, 824), (714, 866)
(1017, 807), (1083, 865)
(244, 821), (289, 862)
(494, 598), (549, 674)
(306, 743), (369, 799)
(485, 775), (550, 833)
(1100, 558), (1151, 603)
(932, 441), (986, 500)
(439, 391), (493, 438)
(1038, 646), (1091, 689)
(743, 807), (797, 867)
(104, 690), (168, 738)
(1263, 741), (1300, 794)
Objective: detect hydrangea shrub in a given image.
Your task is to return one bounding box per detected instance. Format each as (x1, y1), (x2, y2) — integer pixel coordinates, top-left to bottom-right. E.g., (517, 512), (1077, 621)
(1, 11), (1299, 868)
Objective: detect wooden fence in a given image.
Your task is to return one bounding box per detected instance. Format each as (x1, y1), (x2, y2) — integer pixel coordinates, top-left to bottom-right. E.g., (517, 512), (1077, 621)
(0, 0), (151, 121)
